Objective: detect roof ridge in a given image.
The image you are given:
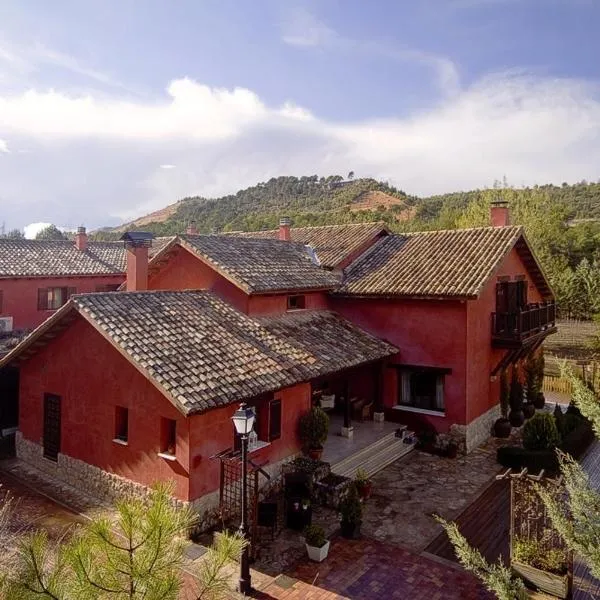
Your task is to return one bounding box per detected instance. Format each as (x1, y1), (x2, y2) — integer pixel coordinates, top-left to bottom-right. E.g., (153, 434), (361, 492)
(400, 224), (523, 237)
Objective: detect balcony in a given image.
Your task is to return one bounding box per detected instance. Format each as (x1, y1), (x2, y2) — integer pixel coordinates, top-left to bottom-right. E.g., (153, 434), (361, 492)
(492, 302), (557, 348)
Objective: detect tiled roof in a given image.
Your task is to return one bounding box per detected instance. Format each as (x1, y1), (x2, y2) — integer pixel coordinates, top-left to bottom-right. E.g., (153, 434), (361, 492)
(0, 291), (397, 415)
(178, 235), (340, 293)
(339, 226), (527, 298)
(0, 237), (172, 279)
(257, 310), (397, 376)
(226, 222), (388, 268)
(0, 239), (126, 278)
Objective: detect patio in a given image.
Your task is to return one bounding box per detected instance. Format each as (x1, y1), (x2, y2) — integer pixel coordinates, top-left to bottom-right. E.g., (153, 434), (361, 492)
(321, 414), (402, 465)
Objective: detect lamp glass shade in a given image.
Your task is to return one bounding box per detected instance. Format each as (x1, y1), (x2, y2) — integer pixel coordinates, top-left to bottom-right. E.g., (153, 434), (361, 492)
(232, 403), (256, 435)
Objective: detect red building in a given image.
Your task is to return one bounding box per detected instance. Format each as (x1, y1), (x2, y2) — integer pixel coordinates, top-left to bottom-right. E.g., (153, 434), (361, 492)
(0, 205), (556, 519)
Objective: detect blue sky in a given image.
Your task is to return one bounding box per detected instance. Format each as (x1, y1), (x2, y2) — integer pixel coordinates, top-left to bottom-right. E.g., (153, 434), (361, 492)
(1, 0), (600, 233)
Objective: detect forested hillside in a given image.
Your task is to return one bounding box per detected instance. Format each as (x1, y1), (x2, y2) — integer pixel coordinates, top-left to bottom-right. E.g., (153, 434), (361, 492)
(91, 175), (600, 319)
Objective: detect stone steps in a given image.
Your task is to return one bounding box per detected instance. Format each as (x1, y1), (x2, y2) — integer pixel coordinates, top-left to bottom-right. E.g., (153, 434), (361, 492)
(331, 428), (416, 479)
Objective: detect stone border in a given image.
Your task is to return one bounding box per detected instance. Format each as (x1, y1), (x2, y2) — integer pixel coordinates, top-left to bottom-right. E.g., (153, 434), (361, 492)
(450, 404), (500, 453)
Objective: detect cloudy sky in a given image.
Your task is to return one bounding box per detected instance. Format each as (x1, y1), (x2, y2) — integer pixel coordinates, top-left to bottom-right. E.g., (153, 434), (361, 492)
(1, 0), (600, 232)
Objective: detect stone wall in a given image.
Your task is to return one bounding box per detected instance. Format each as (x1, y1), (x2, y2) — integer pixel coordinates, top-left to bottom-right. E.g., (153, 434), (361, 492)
(450, 404), (500, 453)
(16, 433), (296, 531)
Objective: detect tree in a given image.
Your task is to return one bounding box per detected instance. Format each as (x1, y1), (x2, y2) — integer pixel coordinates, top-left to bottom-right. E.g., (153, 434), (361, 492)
(0, 229), (24, 239)
(36, 225), (67, 241)
(3, 483), (246, 600)
(435, 517), (526, 600)
(534, 366), (600, 581)
(347, 171), (355, 181)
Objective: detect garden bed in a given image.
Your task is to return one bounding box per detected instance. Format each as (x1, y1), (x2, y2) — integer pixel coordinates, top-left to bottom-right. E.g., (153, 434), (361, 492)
(313, 473), (352, 509)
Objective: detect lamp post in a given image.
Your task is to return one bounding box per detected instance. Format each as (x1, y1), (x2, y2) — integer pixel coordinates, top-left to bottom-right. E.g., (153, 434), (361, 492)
(232, 402), (256, 596)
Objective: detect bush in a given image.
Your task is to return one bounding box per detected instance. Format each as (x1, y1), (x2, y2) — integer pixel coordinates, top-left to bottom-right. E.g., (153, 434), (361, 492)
(561, 419), (595, 458)
(523, 413), (560, 451)
(304, 524), (327, 548)
(559, 413), (584, 439)
(497, 446), (559, 473)
(513, 537), (568, 575)
(299, 407), (329, 450)
(338, 483), (363, 524)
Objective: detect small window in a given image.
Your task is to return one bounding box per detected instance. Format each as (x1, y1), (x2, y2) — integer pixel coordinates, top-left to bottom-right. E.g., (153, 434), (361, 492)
(269, 399), (282, 441)
(114, 406), (129, 443)
(160, 418), (177, 455)
(95, 284), (121, 293)
(287, 295), (306, 310)
(398, 368), (445, 413)
(38, 287), (75, 311)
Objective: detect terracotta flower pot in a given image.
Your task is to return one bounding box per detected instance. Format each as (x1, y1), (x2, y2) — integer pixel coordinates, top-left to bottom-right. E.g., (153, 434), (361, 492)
(493, 417), (512, 438)
(356, 481), (372, 500)
(509, 409), (525, 428)
(308, 447), (323, 461)
(533, 393), (546, 410)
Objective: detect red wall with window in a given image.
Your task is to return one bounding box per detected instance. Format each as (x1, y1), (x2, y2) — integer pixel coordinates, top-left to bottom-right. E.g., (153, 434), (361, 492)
(465, 247), (546, 423)
(18, 314), (310, 503)
(247, 292), (328, 316)
(148, 246), (249, 313)
(0, 275), (124, 331)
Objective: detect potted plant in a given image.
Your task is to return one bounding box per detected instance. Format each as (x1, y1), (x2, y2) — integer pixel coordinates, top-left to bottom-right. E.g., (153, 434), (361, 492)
(339, 483), (363, 539)
(508, 370), (525, 427)
(304, 524), (330, 562)
(354, 468), (372, 500)
(299, 406), (330, 461)
(493, 370), (512, 438)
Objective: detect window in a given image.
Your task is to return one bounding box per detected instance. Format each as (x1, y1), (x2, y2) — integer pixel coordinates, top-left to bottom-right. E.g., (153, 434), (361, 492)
(114, 406), (129, 443)
(160, 418), (177, 456)
(496, 279), (528, 313)
(95, 284), (121, 293)
(287, 295), (306, 310)
(38, 287), (75, 311)
(398, 367), (446, 413)
(268, 399), (282, 441)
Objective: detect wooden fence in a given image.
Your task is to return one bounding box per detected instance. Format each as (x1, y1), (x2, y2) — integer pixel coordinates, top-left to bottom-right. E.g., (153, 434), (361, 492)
(542, 376), (573, 395)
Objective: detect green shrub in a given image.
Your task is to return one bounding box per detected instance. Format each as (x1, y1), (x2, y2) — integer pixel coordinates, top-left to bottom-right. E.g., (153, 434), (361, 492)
(559, 413), (584, 439)
(497, 446), (559, 473)
(509, 370), (524, 411)
(338, 484), (363, 524)
(523, 413), (560, 451)
(513, 537), (568, 575)
(298, 407), (329, 450)
(304, 524), (327, 548)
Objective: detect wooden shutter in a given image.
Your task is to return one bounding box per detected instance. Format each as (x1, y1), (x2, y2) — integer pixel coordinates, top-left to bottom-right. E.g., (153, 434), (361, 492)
(37, 288), (48, 311)
(516, 280), (527, 308)
(269, 399), (282, 441)
(495, 281), (508, 313)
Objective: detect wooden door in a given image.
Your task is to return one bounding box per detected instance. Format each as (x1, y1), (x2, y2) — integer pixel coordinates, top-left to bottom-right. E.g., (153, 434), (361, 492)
(43, 394), (61, 461)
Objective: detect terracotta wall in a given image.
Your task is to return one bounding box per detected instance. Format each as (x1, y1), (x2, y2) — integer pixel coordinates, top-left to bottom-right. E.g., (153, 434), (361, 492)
(465, 247), (545, 422)
(0, 275), (124, 330)
(331, 296), (468, 432)
(19, 317), (192, 501)
(187, 383), (311, 500)
(148, 246), (249, 313)
(247, 292), (329, 316)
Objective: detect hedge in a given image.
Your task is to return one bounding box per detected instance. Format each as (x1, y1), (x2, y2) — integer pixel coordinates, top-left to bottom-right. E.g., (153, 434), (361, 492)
(497, 419), (594, 474)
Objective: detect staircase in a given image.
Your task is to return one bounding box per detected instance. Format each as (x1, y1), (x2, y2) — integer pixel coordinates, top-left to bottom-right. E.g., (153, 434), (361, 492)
(330, 426), (416, 479)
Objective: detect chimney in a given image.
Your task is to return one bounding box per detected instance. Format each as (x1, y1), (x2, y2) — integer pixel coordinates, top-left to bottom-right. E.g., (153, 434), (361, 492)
(75, 226), (88, 251)
(490, 199), (510, 227)
(279, 216), (291, 241)
(120, 232), (154, 292)
(186, 221), (198, 235)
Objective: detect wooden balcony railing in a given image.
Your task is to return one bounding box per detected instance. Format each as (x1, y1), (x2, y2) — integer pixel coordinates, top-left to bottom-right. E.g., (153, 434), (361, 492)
(492, 302), (557, 347)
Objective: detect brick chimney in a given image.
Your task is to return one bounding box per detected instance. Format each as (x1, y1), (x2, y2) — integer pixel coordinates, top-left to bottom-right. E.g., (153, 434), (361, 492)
(490, 200), (510, 227)
(279, 216), (291, 241)
(120, 232), (153, 291)
(186, 221), (198, 235)
(75, 226), (87, 251)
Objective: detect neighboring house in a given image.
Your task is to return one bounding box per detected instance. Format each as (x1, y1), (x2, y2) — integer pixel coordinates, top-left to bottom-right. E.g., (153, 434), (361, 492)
(0, 228), (173, 333)
(0, 202), (556, 519)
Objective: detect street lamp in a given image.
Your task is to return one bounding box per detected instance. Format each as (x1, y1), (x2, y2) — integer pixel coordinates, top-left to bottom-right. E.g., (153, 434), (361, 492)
(232, 402), (256, 595)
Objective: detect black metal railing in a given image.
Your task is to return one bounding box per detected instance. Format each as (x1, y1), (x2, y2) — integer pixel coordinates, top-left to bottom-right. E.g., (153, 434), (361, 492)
(492, 302), (557, 343)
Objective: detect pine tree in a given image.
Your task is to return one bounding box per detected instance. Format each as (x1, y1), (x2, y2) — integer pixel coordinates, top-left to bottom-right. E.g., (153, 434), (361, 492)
(3, 483), (246, 600)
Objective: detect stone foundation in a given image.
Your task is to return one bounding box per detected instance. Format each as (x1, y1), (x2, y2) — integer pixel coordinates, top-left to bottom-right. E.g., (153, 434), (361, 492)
(16, 433), (296, 532)
(449, 404), (501, 453)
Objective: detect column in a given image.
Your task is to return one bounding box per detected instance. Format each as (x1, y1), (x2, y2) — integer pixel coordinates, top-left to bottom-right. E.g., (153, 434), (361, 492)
(373, 361), (385, 422)
(341, 378), (353, 438)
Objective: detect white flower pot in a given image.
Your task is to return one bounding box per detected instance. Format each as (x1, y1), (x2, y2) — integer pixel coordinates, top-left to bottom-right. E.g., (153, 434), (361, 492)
(306, 540), (330, 562)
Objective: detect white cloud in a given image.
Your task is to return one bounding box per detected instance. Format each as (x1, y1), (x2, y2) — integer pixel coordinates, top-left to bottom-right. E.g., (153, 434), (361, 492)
(0, 139), (8, 153)
(159, 164), (176, 169)
(2, 72), (600, 229)
(23, 222), (52, 239)
(280, 9), (460, 96)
